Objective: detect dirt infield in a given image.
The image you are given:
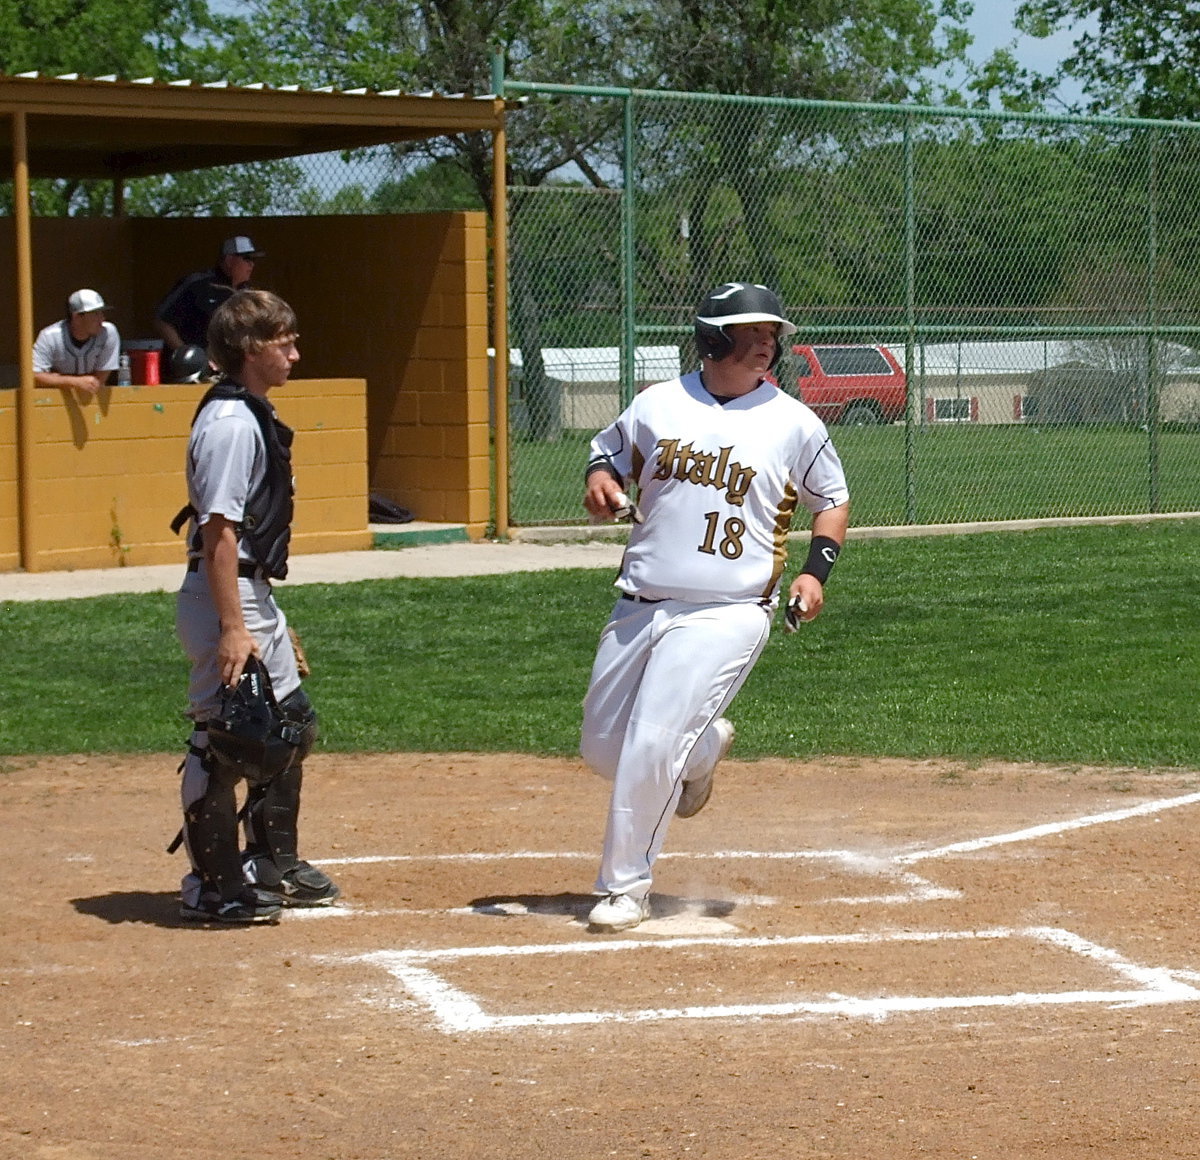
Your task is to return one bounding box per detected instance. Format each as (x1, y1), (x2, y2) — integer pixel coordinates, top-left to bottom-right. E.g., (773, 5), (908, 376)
(6, 751), (1200, 1159)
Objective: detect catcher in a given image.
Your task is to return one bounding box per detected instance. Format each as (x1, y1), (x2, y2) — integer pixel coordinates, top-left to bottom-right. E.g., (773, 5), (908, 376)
(171, 288), (339, 923)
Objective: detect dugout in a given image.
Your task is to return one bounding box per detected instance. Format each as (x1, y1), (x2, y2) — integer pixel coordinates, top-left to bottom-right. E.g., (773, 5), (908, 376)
(0, 71), (512, 572)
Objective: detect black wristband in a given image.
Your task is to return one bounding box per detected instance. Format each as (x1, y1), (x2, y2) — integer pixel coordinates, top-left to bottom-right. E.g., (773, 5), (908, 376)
(800, 535), (841, 585)
(585, 459), (622, 486)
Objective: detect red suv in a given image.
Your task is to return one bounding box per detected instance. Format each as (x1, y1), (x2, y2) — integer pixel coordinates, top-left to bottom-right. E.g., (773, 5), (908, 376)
(792, 344), (906, 425)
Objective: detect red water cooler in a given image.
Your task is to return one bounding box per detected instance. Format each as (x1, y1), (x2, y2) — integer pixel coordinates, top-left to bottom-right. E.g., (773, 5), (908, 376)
(128, 348), (161, 385)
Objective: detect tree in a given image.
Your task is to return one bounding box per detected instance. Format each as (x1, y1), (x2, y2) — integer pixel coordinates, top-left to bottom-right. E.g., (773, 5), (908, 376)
(635, 0), (972, 105)
(124, 163), (309, 217)
(624, 0), (975, 324)
(0, 0), (309, 217)
(1014, 0), (1200, 120)
(206, 0), (646, 210)
(0, 0), (211, 77)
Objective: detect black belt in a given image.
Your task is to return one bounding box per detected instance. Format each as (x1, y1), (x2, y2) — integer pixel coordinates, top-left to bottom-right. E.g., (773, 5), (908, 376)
(187, 558), (266, 579)
(621, 593), (665, 604)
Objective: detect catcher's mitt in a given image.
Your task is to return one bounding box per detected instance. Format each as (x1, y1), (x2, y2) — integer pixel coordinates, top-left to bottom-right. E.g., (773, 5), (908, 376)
(288, 626), (311, 679)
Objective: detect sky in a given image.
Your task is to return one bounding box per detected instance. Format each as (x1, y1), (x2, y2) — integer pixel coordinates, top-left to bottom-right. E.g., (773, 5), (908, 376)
(965, 0), (1074, 65)
(959, 0), (1096, 103)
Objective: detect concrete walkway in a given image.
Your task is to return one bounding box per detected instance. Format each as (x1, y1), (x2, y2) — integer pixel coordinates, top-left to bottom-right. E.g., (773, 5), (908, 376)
(0, 539), (626, 603)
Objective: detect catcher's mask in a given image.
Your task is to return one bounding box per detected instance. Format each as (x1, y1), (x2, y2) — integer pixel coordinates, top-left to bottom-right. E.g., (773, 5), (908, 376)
(171, 344), (210, 383)
(694, 282), (796, 371)
(207, 656), (302, 785)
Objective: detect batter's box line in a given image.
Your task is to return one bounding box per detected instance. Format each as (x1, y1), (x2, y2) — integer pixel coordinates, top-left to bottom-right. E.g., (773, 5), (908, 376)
(895, 790), (1200, 864)
(314, 849), (955, 908)
(326, 926), (1200, 1035)
(316, 790), (1200, 906)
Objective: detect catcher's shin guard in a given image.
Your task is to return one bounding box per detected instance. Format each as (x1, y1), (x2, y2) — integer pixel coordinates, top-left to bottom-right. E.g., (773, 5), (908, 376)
(241, 688), (316, 872)
(180, 742), (245, 901)
(278, 687), (318, 763)
(243, 760), (303, 873)
(241, 760), (339, 905)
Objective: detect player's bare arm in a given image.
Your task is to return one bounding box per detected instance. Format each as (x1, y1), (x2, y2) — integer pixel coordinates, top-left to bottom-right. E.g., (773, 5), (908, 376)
(201, 515), (260, 686)
(789, 501), (850, 621)
(33, 370), (104, 397)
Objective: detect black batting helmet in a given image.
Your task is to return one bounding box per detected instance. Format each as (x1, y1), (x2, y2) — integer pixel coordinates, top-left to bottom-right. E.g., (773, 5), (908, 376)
(171, 344), (211, 383)
(206, 657), (303, 786)
(695, 282), (796, 369)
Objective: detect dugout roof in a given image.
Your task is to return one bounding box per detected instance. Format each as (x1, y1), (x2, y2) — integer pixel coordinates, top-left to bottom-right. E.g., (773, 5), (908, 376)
(0, 70), (508, 178)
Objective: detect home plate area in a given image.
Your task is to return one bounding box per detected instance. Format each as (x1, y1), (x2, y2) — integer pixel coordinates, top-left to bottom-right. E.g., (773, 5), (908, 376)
(315, 788), (1200, 1035)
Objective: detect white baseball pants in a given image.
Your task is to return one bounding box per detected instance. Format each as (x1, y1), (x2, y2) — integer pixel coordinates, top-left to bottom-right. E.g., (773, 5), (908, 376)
(580, 596), (771, 900)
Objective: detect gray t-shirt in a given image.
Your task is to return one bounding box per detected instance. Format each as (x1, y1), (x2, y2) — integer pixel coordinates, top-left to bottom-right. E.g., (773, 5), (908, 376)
(32, 319), (121, 376)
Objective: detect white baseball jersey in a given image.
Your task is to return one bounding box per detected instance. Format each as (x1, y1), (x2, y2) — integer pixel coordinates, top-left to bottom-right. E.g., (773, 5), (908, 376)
(32, 319), (120, 376)
(590, 370), (849, 606)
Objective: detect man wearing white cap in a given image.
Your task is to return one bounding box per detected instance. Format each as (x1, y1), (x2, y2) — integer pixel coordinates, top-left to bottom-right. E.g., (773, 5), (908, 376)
(154, 235), (266, 355)
(32, 288), (121, 398)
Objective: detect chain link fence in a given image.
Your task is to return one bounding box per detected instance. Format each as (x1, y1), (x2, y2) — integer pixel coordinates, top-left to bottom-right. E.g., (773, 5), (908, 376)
(503, 86), (1200, 530)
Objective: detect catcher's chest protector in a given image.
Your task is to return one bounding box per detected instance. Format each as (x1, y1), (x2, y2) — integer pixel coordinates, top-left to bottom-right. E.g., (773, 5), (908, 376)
(175, 380), (295, 579)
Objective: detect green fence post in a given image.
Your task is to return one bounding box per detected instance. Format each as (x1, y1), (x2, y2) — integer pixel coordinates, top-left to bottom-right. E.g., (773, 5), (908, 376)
(621, 92), (636, 409)
(903, 112), (918, 524)
(1146, 127), (1160, 513)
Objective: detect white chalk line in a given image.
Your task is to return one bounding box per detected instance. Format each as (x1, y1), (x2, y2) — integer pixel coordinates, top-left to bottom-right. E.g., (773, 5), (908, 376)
(299, 854), (956, 914)
(316, 850), (957, 908)
(895, 790), (1200, 864)
(316, 790), (1200, 889)
(311, 790), (1200, 1032)
(328, 926), (1200, 1034)
(319, 849), (856, 865)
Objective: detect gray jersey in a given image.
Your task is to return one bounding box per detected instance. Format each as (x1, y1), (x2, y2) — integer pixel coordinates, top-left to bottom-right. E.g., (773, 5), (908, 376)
(177, 392), (298, 719)
(32, 319), (120, 376)
(185, 396), (267, 565)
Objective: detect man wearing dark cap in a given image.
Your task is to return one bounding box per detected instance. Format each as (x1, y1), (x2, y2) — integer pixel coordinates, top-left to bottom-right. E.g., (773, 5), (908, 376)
(154, 235), (266, 355)
(33, 288), (121, 398)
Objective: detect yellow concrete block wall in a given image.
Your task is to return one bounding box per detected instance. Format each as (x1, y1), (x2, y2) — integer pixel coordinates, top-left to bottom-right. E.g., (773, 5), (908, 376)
(355, 213), (491, 534)
(1, 208), (492, 541)
(125, 211), (491, 534)
(0, 380), (369, 573)
(0, 396), (17, 571)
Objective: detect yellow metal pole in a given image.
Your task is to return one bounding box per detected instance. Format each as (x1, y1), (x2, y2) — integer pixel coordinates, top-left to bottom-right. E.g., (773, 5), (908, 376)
(491, 116), (510, 539)
(12, 110), (38, 572)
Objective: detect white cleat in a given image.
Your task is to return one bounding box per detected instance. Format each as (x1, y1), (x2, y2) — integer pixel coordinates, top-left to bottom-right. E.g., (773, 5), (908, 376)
(676, 717), (734, 818)
(587, 892), (651, 932)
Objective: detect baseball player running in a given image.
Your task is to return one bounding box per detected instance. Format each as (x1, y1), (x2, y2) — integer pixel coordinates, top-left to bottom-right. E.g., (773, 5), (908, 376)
(173, 289), (339, 923)
(580, 282), (850, 932)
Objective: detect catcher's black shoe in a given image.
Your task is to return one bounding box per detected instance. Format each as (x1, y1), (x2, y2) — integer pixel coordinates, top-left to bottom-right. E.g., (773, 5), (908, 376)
(180, 887), (282, 924)
(245, 856), (340, 908)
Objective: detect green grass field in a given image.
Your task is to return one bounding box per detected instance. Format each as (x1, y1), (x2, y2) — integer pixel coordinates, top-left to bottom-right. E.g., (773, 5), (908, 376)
(3, 520), (1198, 768)
(511, 423), (1200, 526)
